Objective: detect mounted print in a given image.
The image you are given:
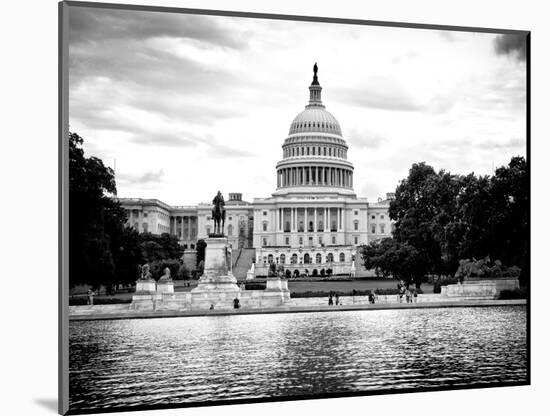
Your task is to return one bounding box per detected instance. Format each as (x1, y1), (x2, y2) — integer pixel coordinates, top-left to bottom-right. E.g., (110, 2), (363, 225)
(59, 1), (530, 414)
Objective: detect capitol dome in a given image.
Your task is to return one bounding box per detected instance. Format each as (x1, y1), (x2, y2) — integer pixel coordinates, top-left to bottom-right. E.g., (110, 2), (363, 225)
(289, 108), (342, 136)
(274, 64), (355, 197)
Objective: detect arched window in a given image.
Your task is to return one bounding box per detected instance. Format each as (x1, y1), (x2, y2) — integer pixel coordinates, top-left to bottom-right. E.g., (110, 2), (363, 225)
(280, 254), (286, 264)
(371, 224), (376, 234)
(380, 224), (385, 234)
(327, 253), (334, 262)
(316, 253), (322, 263)
(304, 253), (310, 264)
(339, 252), (345, 262)
(291, 254), (298, 264)
(268, 254), (274, 263)
(228, 224), (233, 236)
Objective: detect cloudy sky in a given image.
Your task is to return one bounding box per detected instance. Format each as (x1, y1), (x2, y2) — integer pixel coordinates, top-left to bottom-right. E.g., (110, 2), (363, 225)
(68, 6), (527, 205)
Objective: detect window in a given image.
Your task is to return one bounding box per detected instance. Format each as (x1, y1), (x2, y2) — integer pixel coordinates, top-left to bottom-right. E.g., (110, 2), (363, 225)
(143, 212), (148, 218)
(354, 210), (358, 215)
(371, 215), (375, 219)
(268, 254), (274, 263)
(332, 236), (336, 244)
(380, 224), (386, 234)
(380, 215), (384, 219)
(299, 237), (303, 245)
(262, 238), (267, 246)
(291, 254), (298, 264)
(263, 211), (267, 216)
(371, 224), (376, 234)
(280, 254), (286, 264)
(262, 222), (268, 232)
(304, 253), (310, 264)
(318, 236), (323, 245)
(327, 253), (334, 262)
(316, 253), (322, 263)
(354, 236), (359, 244)
(228, 224), (233, 236)
(285, 237), (290, 245)
(339, 252), (345, 262)
(354, 221), (359, 231)
(228, 216), (232, 221)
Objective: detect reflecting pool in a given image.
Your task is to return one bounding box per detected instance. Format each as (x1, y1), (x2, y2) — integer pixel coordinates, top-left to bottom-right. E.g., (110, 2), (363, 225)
(69, 306), (527, 412)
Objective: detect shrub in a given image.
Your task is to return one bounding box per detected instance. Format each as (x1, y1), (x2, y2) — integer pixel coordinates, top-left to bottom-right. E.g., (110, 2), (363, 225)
(245, 282), (266, 290)
(498, 288), (527, 300)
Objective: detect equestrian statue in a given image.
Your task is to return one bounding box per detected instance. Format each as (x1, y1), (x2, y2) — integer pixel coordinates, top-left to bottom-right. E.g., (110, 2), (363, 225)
(211, 190), (226, 236)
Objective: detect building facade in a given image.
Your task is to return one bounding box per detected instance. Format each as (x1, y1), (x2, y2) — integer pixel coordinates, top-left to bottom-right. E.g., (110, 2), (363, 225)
(118, 67), (394, 277)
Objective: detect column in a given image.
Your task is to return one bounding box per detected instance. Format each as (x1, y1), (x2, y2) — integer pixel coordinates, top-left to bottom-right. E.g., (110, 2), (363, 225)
(337, 209), (341, 232)
(276, 209), (280, 232)
(187, 216), (191, 240)
(180, 216), (184, 240)
(314, 208), (318, 232)
(341, 209), (345, 231)
(324, 208), (328, 232)
(304, 207), (308, 232)
(309, 167), (312, 185)
(291, 208), (295, 231)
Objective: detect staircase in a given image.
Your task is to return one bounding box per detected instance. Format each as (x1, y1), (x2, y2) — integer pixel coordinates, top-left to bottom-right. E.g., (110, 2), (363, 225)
(232, 248), (256, 280)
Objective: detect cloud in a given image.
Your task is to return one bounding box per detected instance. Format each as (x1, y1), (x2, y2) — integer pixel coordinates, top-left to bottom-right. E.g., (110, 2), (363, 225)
(494, 34), (527, 61)
(334, 77), (423, 112)
(117, 169), (165, 185)
(69, 7), (248, 49)
(347, 128), (388, 149)
(437, 31), (456, 42)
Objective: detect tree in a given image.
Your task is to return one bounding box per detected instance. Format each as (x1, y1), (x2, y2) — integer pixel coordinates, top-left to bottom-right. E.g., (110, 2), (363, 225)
(196, 239), (207, 266)
(69, 132), (128, 289)
(360, 238), (427, 288)
(381, 157), (528, 287)
(138, 232), (184, 263)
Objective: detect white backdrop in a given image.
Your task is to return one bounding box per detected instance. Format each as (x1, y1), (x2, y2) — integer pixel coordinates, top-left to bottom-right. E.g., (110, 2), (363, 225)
(0, 0), (547, 415)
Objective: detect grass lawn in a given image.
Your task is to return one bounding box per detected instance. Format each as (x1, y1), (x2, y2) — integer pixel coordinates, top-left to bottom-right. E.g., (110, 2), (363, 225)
(288, 279), (434, 294)
(70, 279), (434, 304)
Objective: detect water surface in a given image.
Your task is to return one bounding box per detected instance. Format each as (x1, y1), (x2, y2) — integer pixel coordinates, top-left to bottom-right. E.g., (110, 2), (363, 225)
(70, 306), (527, 412)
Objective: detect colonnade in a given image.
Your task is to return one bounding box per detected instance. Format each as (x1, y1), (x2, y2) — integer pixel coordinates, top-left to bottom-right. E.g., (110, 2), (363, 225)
(172, 215), (197, 240)
(277, 166), (353, 188)
(275, 207), (345, 232)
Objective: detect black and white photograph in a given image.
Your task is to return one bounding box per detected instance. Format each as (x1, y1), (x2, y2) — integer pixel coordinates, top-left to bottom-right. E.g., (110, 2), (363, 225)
(60, 2), (528, 414)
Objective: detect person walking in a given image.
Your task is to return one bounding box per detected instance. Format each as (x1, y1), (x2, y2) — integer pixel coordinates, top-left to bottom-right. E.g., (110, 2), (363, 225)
(335, 294), (340, 306)
(405, 288), (411, 303)
(87, 289), (94, 306)
(328, 294), (333, 306)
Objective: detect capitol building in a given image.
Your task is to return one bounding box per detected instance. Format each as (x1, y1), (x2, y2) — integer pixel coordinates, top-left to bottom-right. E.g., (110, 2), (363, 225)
(118, 66), (394, 277)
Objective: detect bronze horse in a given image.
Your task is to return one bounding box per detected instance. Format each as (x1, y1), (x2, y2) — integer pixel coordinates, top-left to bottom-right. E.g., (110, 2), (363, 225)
(212, 191), (226, 235)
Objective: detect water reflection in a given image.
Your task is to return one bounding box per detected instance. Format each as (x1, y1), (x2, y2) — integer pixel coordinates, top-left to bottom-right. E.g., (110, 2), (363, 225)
(70, 306), (527, 412)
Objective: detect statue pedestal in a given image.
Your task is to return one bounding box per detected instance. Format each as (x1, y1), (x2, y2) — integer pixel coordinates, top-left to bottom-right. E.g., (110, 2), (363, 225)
(131, 279), (156, 310)
(157, 279), (174, 294)
(442, 278), (520, 298)
(190, 237), (240, 309)
(135, 279), (156, 293)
